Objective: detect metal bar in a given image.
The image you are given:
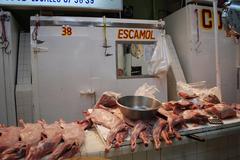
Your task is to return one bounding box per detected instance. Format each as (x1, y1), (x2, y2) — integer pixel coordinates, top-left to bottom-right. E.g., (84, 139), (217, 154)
(30, 20), (164, 29)
(213, 0), (222, 100)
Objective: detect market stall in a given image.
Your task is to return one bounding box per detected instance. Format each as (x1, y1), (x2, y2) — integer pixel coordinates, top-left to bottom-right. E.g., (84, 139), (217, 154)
(1, 0), (240, 160)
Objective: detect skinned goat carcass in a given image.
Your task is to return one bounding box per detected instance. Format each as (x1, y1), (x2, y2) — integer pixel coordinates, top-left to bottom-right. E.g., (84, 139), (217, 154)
(162, 100), (195, 115)
(167, 113), (186, 139)
(158, 108), (186, 141)
(162, 101), (176, 111)
(95, 91), (120, 108)
(139, 128), (151, 147)
(182, 110), (209, 125)
(130, 121), (147, 152)
(1, 120), (44, 160)
(152, 119), (166, 150)
(0, 126), (21, 154)
(123, 117), (153, 151)
(178, 92), (198, 99)
(205, 104), (237, 119)
(84, 108), (122, 129)
(26, 121), (63, 160)
(84, 108), (128, 152)
(115, 130), (129, 148)
(173, 100), (194, 115)
(105, 123), (129, 152)
(203, 94), (220, 104)
(230, 104), (240, 113)
(48, 121), (85, 160)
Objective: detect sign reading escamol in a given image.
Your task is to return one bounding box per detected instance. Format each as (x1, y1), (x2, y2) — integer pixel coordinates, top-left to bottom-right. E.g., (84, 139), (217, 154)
(117, 28), (156, 41)
(0, 0), (123, 11)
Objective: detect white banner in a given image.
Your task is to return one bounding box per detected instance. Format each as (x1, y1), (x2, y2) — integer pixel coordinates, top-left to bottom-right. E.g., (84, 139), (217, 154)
(0, 0), (123, 11)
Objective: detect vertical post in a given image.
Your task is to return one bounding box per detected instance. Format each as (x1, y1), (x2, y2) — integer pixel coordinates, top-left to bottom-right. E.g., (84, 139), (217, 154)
(213, 0), (222, 100)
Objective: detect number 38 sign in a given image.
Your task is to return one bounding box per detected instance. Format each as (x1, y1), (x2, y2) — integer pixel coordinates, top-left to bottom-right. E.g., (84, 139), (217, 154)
(62, 25), (72, 36)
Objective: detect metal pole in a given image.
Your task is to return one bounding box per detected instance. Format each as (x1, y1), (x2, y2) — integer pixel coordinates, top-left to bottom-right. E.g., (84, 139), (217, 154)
(213, 0), (222, 100)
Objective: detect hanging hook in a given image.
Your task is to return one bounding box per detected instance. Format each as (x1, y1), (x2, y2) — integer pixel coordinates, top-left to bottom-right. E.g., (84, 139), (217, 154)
(102, 16), (112, 56)
(0, 12), (11, 55)
(32, 14), (44, 45)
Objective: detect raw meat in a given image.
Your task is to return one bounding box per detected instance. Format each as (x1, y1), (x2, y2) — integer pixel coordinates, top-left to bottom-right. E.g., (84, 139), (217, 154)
(173, 100), (194, 115)
(182, 110), (209, 125)
(178, 92), (198, 99)
(167, 113), (187, 133)
(152, 119), (167, 150)
(26, 121), (63, 160)
(139, 130), (149, 147)
(203, 94), (220, 104)
(84, 108), (122, 129)
(97, 104), (125, 120)
(130, 121), (147, 151)
(49, 121), (85, 160)
(95, 91), (120, 108)
(84, 108), (129, 152)
(205, 104), (237, 119)
(115, 130), (129, 148)
(0, 126), (21, 153)
(230, 104), (240, 112)
(162, 101), (176, 111)
(1, 120), (44, 160)
(105, 123), (129, 152)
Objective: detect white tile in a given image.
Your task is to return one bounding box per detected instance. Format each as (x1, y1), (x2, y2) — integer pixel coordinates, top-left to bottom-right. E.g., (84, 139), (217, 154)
(118, 153), (132, 160)
(132, 151), (147, 160)
(146, 149), (160, 160)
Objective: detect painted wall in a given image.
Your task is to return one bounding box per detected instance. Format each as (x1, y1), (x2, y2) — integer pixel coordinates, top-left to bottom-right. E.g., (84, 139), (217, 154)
(124, 0), (181, 20)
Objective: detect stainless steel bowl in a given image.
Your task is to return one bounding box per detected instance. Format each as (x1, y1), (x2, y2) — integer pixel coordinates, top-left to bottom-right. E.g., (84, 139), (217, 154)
(117, 96), (161, 120)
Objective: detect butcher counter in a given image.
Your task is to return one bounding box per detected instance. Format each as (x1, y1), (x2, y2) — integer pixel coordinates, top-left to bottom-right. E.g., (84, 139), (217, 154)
(71, 124), (240, 160)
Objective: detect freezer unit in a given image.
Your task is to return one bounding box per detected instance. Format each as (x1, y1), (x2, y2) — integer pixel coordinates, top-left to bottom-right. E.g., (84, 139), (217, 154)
(30, 17), (169, 122)
(165, 4), (238, 103)
(0, 12), (18, 125)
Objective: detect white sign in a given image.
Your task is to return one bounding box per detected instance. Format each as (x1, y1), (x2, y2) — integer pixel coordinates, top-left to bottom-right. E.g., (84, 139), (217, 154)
(0, 0), (123, 11)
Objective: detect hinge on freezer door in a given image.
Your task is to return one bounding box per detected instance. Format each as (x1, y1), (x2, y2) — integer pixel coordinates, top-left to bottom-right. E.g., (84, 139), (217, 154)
(32, 46), (48, 54)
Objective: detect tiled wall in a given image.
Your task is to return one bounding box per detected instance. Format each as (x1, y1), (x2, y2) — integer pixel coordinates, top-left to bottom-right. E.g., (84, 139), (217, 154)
(16, 32), (33, 123)
(111, 134), (240, 160)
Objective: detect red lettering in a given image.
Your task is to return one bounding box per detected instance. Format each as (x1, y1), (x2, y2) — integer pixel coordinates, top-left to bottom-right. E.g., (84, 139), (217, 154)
(150, 31), (155, 39)
(146, 30), (151, 39)
(134, 30), (139, 39)
(129, 30), (134, 39)
(218, 11), (223, 29)
(118, 29), (124, 39)
(139, 30), (146, 39)
(123, 29), (128, 39)
(202, 9), (212, 29)
(117, 29), (155, 40)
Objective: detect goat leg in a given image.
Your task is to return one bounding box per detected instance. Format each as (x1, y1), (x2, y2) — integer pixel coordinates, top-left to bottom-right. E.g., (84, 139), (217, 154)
(105, 123), (128, 152)
(1, 143), (27, 160)
(26, 134), (62, 160)
(115, 130), (129, 148)
(139, 130), (149, 147)
(161, 127), (172, 145)
(49, 140), (78, 160)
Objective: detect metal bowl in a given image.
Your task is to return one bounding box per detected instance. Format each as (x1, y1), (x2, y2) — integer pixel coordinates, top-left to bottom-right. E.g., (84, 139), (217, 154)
(117, 96), (161, 120)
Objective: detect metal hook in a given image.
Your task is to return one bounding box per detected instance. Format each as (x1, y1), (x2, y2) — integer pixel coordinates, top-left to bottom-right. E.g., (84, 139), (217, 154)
(32, 14), (44, 44)
(102, 16), (112, 56)
(0, 12), (11, 55)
